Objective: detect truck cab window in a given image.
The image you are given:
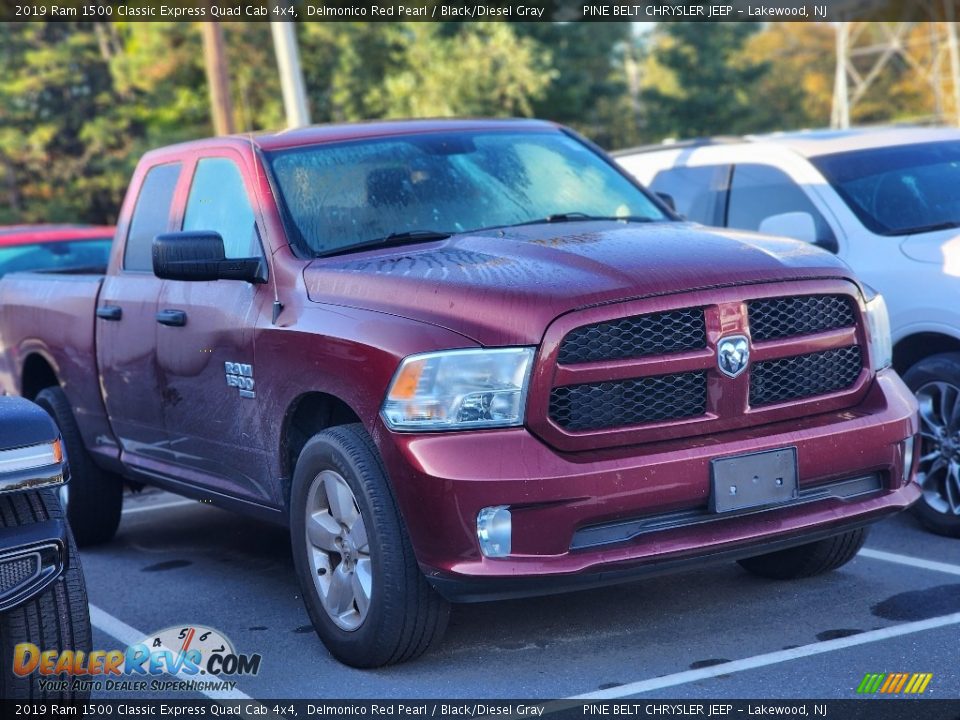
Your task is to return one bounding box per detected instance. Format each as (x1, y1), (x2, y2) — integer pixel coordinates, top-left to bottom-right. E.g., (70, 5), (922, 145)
(183, 158), (260, 259)
(124, 162), (181, 271)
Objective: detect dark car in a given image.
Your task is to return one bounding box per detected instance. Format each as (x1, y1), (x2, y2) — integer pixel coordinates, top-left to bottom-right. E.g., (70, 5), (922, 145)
(0, 396), (91, 699)
(0, 224), (115, 278)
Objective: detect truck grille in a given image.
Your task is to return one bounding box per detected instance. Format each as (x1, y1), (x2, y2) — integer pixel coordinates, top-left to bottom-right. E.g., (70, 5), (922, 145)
(750, 346), (863, 406)
(557, 308), (705, 364)
(549, 372), (706, 431)
(748, 295), (855, 341)
(534, 282), (869, 450)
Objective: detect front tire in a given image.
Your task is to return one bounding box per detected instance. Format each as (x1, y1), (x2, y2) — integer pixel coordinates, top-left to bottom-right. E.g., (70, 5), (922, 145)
(903, 353), (960, 538)
(290, 424), (449, 667)
(35, 386), (123, 546)
(737, 528), (867, 579)
(0, 490), (92, 700)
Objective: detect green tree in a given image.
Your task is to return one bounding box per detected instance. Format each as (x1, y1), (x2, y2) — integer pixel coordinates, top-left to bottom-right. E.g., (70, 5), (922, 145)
(640, 23), (769, 139)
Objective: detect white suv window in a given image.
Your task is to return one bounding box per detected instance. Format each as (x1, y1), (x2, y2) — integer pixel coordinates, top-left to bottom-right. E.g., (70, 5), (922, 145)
(728, 164), (836, 246)
(648, 165), (730, 225)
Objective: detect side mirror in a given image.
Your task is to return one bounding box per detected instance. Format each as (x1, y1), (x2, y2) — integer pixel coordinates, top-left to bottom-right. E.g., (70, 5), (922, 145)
(758, 212), (817, 243)
(655, 192), (677, 212)
(758, 212), (839, 254)
(152, 231), (266, 284)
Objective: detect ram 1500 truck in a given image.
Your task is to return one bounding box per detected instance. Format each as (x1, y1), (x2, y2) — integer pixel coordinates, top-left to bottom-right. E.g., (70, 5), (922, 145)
(0, 119), (920, 667)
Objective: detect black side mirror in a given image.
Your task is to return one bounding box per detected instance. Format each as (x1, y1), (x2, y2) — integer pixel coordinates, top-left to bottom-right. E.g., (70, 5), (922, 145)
(655, 192), (677, 212)
(152, 231), (266, 284)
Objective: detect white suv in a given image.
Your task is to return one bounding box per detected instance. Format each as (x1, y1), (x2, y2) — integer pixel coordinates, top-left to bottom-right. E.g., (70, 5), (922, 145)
(617, 127), (960, 538)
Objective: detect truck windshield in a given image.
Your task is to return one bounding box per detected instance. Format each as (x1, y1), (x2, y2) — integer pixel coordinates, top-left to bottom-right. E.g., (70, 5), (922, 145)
(266, 130), (668, 256)
(812, 140), (960, 236)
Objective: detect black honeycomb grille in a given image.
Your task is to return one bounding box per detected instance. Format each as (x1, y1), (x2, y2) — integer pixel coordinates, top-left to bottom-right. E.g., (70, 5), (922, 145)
(558, 308), (706, 365)
(549, 372), (707, 431)
(748, 295), (855, 342)
(0, 555), (37, 594)
(750, 346), (863, 407)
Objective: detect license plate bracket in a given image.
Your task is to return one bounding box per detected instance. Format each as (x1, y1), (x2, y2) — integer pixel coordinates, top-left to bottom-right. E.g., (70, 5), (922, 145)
(710, 447), (798, 513)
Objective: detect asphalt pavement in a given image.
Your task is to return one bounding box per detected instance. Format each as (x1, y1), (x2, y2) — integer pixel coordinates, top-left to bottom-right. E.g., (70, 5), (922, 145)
(79, 489), (960, 702)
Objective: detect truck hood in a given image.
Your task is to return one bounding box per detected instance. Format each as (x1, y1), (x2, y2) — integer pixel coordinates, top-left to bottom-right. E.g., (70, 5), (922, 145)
(304, 221), (853, 346)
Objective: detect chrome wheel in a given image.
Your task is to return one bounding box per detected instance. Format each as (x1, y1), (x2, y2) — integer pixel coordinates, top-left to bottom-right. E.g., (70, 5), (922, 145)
(916, 381), (960, 517)
(304, 470), (371, 631)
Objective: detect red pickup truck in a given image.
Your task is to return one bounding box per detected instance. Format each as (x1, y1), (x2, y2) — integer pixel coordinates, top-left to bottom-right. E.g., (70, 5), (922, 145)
(0, 119), (920, 667)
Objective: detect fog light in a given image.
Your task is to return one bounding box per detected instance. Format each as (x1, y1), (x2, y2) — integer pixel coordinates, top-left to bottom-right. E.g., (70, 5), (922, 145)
(903, 436), (916, 483)
(477, 506), (511, 558)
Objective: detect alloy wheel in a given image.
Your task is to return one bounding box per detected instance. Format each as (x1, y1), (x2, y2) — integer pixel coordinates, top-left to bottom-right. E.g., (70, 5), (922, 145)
(916, 381), (960, 517)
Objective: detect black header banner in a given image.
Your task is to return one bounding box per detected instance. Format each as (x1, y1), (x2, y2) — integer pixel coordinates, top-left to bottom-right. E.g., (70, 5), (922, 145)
(1, 0), (957, 23)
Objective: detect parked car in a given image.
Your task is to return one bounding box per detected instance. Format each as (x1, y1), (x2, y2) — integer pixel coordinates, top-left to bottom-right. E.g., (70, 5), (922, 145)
(0, 396), (90, 699)
(0, 119), (919, 667)
(616, 127), (960, 537)
(0, 224), (115, 278)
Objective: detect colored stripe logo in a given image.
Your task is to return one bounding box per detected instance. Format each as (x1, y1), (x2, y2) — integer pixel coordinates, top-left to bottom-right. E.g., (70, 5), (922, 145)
(857, 672), (933, 694)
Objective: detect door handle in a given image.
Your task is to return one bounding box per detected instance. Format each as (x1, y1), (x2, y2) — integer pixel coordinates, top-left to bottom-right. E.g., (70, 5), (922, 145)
(156, 309), (187, 327)
(96, 305), (122, 321)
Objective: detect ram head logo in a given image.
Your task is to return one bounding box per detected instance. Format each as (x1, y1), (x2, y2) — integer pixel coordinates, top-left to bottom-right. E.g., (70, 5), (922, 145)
(717, 335), (750, 378)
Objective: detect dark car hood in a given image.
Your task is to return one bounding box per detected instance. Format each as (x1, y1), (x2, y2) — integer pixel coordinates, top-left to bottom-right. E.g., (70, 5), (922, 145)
(304, 221), (854, 346)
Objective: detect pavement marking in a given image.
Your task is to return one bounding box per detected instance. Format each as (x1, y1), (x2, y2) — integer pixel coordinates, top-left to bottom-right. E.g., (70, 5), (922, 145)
(859, 547), (960, 577)
(89, 604), (252, 701)
(122, 498), (198, 516)
(569, 611), (960, 699)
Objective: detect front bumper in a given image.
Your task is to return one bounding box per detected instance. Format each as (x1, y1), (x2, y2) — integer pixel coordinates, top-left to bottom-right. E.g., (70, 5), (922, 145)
(378, 370), (919, 602)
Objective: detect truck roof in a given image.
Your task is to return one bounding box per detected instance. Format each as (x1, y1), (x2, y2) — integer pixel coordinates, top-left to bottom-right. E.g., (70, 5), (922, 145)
(144, 118), (560, 158)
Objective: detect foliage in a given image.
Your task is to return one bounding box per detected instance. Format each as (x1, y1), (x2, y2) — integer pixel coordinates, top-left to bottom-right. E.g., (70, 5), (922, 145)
(0, 20), (956, 225)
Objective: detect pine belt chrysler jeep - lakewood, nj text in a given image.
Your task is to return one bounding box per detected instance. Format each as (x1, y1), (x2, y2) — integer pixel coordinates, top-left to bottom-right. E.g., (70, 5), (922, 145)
(0, 119), (920, 667)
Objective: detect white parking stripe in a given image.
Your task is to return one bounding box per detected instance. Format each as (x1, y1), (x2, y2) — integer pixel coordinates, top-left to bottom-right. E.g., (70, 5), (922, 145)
(569, 611), (960, 699)
(121, 499), (198, 516)
(858, 547), (960, 577)
(88, 604), (252, 701)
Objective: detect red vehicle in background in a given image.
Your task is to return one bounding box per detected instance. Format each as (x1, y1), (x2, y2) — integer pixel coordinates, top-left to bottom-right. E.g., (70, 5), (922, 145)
(0, 225), (115, 278)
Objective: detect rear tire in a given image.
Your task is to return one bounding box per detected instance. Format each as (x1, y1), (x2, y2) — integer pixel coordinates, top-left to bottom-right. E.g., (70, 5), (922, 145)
(0, 489), (92, 700)
(902, 353), (960, 538)
(290, 423), (449, 667)
(35, 386), (122, 546)
(737, 528), (867, 579)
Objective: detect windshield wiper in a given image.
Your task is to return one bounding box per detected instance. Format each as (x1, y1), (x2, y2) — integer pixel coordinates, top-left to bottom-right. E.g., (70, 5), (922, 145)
(321, 230), (452, 257)
(885, 220), (960, 236)
(490, 213), (659, 231)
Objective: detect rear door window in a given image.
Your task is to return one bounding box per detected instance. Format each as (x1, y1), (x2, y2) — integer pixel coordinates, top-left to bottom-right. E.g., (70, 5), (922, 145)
(183, 158), (261, 259)
(648, 164), (731, 225)
(124, 162), (182, 271)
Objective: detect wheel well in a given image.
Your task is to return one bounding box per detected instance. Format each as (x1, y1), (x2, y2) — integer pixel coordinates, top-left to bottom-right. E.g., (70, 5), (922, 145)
(21, 355), (58, 399)
(893, 333), (960, 375)
(280, 392), (361, 496)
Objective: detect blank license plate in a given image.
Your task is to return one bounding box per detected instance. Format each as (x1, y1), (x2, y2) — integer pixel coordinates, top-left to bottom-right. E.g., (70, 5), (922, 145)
(710, 447), (798, 513)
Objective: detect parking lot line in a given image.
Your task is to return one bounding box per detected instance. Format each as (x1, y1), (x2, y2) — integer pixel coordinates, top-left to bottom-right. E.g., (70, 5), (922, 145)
(859, 547), (960, 577)
(568, 611), (960, 699)
(88, 603), (252, 701)
(121, 498), (198, 515)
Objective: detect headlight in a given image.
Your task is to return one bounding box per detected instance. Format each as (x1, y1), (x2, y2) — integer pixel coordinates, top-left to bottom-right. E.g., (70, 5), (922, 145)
(382, 347), (535, 431)
(864, 292), (892, 370)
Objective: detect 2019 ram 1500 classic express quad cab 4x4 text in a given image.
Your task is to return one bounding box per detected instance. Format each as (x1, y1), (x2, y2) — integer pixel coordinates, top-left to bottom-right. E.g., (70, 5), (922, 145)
(0, 120), (920, 667)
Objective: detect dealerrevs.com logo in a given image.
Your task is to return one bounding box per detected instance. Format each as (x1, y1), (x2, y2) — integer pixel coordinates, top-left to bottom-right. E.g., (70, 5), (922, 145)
(13, 625), (261, 694)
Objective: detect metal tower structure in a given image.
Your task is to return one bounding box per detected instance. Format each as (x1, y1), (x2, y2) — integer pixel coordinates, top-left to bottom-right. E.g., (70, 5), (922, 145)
(831, 6), (960, 128)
